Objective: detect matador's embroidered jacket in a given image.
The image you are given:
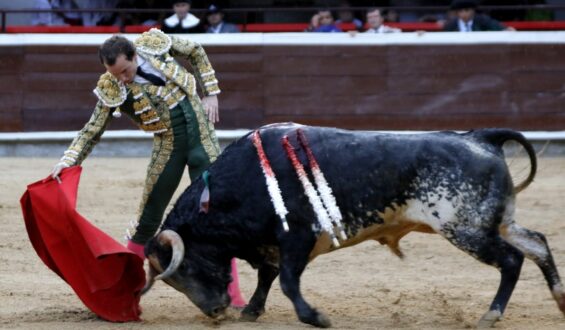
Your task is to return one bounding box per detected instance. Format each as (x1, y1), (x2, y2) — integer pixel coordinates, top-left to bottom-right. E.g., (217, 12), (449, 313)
(59, 28), (221, 167)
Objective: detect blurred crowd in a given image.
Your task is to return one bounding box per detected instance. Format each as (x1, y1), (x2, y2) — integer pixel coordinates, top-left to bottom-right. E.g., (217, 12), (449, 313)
(32, 0), (241, 33)
(29, 0), (563, 33)
(307, 0), (520, 33)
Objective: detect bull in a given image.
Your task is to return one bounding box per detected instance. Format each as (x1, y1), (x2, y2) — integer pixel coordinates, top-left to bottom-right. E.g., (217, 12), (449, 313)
(143, 123), (565, 328)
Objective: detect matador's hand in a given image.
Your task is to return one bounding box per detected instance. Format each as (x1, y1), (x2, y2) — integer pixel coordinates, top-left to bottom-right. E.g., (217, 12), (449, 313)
(51, 162), (70, 182)
(201, 95), (219, 123)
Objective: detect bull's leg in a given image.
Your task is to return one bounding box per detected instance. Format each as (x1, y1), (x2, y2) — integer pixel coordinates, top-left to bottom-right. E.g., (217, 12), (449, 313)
(476, 243), (524, 328)
(279, 238), (331, 328)
(441, 227), (524, 328)
(241, 263), (279, 321)
(500, 223), (565, 316)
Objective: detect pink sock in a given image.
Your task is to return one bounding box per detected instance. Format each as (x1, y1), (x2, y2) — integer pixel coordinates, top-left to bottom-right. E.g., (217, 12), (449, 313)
(227, 258), (247, 307)
(127, 240), (145, 259)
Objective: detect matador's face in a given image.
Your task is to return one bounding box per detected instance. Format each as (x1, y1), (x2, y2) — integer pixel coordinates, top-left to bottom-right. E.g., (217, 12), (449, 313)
(105, 54), (137, 85)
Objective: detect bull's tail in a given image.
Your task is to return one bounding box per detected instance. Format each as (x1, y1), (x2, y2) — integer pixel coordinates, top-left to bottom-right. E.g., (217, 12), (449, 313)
(473, 128), (537, 194)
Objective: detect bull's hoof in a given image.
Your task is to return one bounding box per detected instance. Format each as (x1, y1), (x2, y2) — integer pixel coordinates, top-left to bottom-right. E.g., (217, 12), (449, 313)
(240, 306), (264, 322)
(558, 292), (565, 314)
(315, 312), (332, 328)
(299, 310), (332, 328)
(477, 310), (502, 328)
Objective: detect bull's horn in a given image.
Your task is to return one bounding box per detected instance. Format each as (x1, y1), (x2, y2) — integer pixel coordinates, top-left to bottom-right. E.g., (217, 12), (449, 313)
(154, 229), (185, 281)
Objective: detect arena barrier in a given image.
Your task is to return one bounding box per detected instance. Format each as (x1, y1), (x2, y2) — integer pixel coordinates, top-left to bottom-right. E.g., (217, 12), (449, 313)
(1, 129), (564, 157)
(1, 32), (564, 132)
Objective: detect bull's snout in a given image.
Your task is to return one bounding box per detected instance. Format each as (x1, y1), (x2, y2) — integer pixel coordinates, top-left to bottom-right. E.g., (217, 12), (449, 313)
(203, 302), (229, 319)
(201, 293), (230, 318)
(206, 305), (228, 318)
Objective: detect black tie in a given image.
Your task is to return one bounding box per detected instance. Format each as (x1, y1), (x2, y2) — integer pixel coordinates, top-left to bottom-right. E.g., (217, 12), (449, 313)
(136, 66), (166, 86)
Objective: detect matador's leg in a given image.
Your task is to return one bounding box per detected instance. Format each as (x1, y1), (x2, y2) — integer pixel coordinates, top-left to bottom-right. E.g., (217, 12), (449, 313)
(130, 105), (189, 245)
(182, 98), (220, 180)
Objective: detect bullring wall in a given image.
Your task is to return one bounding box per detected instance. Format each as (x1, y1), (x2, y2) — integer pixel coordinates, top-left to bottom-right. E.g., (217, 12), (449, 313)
(0, 32), (564, 132)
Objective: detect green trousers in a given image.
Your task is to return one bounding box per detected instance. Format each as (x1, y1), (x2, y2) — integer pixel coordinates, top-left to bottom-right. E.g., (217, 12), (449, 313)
(132, 99), (213, 244)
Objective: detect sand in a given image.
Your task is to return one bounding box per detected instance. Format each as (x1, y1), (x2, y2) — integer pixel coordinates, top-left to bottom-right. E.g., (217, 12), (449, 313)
(1, 157), (564, 329)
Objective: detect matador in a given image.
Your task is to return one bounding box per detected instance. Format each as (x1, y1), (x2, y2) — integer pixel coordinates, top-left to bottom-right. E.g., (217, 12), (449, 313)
(51, 28), (246, 307)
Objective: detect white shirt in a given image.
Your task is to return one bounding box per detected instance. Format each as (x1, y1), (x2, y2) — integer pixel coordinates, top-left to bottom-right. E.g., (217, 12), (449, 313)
(133, 55), (166, 85)
(164, 13), (200, 29)
(458, 19), (474, 32)
(208, 22), (224, 34)
(365, 24), (401, 34)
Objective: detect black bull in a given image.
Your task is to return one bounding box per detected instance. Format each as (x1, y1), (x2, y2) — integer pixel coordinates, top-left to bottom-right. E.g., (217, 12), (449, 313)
(143, 123), (565, 328)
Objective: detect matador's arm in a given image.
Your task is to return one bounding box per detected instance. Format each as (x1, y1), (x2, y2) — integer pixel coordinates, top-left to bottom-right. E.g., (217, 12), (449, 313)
(168, 35), (221, 97)
(58, 101), (113, 167)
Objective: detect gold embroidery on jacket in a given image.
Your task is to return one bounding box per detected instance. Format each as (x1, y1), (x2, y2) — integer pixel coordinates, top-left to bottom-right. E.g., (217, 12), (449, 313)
(129, 83), (169, 133)
(169, 35), (220, 96)
(134, 28), (172, 56)
(93, 72), (127, 107)
(91, 30), (219, 136)
(63, 101), (112, 165)
(132, 107), (174, 236)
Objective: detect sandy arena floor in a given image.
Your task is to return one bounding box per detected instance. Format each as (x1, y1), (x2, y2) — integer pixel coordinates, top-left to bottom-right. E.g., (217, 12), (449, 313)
(0, 157), (564, 329)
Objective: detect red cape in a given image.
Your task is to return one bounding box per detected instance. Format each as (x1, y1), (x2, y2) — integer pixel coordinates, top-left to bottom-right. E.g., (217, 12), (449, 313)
(20, 166), (145, 322)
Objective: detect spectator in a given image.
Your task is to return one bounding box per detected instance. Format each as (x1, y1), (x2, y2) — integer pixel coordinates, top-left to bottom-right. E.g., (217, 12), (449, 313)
(32, 0), (83, 26)
(365, 8), (402, 33)
(443, 0), (515, 31)
(306, 9), (342, 33)
(205, 4), (240, 33)
(162, 0), (203, 33)
(335, 1), (363, 31)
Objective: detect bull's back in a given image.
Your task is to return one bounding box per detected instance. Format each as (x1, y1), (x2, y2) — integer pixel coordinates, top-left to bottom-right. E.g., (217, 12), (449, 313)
(295, 128), (515, 259)
(202, 125), (514, 249)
